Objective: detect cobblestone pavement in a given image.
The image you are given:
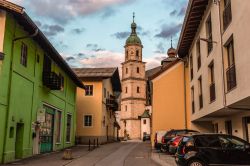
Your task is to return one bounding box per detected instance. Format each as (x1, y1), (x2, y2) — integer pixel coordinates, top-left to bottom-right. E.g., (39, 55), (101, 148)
(3, 142), (174, 166)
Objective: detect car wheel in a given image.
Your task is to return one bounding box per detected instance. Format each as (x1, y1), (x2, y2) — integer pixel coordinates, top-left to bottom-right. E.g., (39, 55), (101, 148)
(188, 160), (206, 166)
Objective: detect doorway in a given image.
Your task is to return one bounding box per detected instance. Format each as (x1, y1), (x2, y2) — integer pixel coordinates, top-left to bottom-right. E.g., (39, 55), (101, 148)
(243, 117), (250, 142)
(15, 123), (24, 159)
(40, 106), (54, 153)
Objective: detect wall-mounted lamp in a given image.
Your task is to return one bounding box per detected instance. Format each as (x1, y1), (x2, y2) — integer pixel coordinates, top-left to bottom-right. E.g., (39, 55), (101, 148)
(200, 38), (217, 44)
(0, 52), (5, 60)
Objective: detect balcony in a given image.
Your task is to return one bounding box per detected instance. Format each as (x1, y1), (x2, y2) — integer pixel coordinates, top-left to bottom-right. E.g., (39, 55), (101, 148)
(210, 83), (216, 102)
(106, 95), (118, 111)
(42, 71), (61, 90)
(223, 2), (232, 30)
(199, 94), (203, 109)
(226, 65), (237, 91)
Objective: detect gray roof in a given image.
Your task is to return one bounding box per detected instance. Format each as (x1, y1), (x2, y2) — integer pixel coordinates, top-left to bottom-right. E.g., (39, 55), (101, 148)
(141, 110), (150, 118)
(146, 66), (162, 79)
(73, 68), (117, 78)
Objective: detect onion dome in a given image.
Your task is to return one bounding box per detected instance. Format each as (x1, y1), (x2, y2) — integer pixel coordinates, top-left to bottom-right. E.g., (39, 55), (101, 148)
(126, 13), (142, 45)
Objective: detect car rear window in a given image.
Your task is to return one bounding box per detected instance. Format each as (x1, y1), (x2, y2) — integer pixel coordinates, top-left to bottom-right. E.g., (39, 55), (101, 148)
(195, 136), (221, 148)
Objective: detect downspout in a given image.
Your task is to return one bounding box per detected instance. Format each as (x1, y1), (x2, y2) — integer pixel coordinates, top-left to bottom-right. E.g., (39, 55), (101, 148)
(183, 60), (187, 129)
(218, 0), (227, 108)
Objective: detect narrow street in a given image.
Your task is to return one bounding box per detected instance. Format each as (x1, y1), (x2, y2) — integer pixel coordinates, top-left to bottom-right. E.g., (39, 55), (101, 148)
(3, 142), (163, 166)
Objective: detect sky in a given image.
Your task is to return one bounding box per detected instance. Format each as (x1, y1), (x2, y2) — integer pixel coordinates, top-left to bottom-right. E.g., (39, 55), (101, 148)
(10, 0), (188, 70)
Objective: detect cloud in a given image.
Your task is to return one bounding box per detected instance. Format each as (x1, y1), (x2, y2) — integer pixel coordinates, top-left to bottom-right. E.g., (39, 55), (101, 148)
(101, 7), (116, 19)
(155, 23), (182, 39)
(41, 24), (64, 36)
(178, 6), (186, 16)
(112, 32), (130, 39)
(170, 10), (177, 16)
(72, 28), (85, 34)
(155, 42), (166, 54)
(144, 53), (166, 70)
(86, 43), (105, 52)
(65, 56), (75, 61)
(26, 0), (133, 24)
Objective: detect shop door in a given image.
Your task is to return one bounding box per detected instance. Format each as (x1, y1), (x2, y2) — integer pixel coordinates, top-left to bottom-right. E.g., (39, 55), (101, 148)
(40, 106), (54, 153)
(15, 123), (24, 159)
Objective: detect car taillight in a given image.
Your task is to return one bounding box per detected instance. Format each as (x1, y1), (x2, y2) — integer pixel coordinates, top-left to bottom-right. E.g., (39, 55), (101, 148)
(161, 136), (165, 143)
(181, 146), (186, 154)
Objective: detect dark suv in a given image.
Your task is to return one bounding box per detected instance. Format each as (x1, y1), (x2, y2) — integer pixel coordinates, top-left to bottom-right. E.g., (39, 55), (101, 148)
(175, 134), (250, 166)
(161, 129), (199, 152)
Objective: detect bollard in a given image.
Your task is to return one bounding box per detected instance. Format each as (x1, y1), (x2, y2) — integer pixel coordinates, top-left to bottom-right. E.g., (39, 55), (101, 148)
(94, 139), (96, 149)
(63, 149), (73, 160)
(88, 139), (91, 151)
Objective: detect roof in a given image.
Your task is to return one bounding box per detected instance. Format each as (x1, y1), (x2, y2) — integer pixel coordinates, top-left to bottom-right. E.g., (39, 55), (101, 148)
(177, 0), (208, 58)
(0, 0), (84, 88)
(145, 66), (162, 80)
(148, 60), (181, 80)
(73, 67), (122, 92)
(126, 21), (142, 45)
(141, 110), (150, 118)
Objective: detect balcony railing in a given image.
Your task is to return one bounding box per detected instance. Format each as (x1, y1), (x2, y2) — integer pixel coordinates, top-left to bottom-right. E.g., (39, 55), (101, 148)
(199, 94), (203, 109)
(42, 71), (61, 90)
(106, 95), (118, 111)
(210, 83), (216, 102)
(190, 68), (193, 80)
(226, 65), (237, 91)
(192, 101), (195, 114)
(223, 2), (232, 30)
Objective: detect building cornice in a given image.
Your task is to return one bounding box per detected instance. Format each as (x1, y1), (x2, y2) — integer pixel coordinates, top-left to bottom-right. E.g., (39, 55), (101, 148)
(121, 60), (146, 65)
(122, 77), (146, 82)
(121, 97), (146, 101)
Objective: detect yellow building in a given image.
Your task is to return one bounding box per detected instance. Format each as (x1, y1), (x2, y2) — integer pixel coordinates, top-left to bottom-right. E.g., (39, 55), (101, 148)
(148, 46), (192, 145)
(74, 68), (121, 144)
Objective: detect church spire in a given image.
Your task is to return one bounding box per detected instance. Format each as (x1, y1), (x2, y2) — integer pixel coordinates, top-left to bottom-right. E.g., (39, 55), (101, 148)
(131, 12), (137, 35)
(125, 12), (142, 45)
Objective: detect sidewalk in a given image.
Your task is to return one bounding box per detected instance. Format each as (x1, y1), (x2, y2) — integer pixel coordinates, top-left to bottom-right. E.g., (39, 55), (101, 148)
(151, 149), (177, 166)
(3, 145), (90, 166)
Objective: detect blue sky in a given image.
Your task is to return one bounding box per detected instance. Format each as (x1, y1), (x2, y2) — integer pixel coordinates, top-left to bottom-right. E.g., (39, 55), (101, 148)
(10, 0), (187, 69)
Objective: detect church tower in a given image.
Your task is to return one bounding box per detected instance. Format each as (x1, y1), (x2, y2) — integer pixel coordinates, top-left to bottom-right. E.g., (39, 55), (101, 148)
(120, 14), (146, 140)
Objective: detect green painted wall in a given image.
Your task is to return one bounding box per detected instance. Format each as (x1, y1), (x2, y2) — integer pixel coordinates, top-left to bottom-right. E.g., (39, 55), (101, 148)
(0, 12), (77, 163)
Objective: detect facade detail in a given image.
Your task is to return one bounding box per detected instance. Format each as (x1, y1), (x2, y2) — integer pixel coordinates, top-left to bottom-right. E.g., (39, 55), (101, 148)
(178, 0), (250, 141)
(74, 68), (121, 144)
(120, 15), (146, 140)
(0, 1), (84, 163)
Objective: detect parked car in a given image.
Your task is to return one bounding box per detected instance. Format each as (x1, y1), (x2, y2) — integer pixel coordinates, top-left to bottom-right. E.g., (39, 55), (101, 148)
(175, 133), (250, 166)
(154, 131), (167, 150)
(168, 136), (183, 154)
(143, 133), (150, 141)
(161, 129), (199, 152)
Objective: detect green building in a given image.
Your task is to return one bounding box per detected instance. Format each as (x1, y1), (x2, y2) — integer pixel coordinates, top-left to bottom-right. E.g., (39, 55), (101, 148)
(0, 1), (84, 163)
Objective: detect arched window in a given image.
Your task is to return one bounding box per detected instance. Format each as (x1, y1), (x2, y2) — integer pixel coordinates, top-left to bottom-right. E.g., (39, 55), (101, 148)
(126, 50), (128, 59)
(136, 50), (139, 58)
(137, 86), (140, 93)
(137, 67), (139, 73)
(126, 68), (128, 74)
(125, 87), (128, 93)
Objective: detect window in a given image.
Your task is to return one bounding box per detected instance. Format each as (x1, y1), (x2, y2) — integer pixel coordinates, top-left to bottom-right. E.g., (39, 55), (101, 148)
(225, 38), (236, 91)
(223, 0), (232, 30)
(59, 73), (64, 90)
(56, 111), (62, 143)
(84, 115), (92, 127)
(43, 54), (52, 72)
(209, 62), (216, 102)
(85, 85), (93, 96)
(20, 43), (28, 67)
(195, 136), (221, 148)
(137, 67), (139, 73)
(126, 68), (128, 74)
(191, 87), (195, 114)
(206, 14), (213, 54)
(126, 50), (128, 60)
(214, 123), (219, 133)
(225, 120), (232, 135)
(196, 39), (201, 70)
(125, 87), (128, 93)
(198, 77), (203, 109)
(125, 105), (127, 111)
(190, 54), (193, 80)
(136, 50), (139, 58)
(143, 119), (146, 124)
(66, 114), (72, 142)
(219, 136), (246, 150)
(104, 88), (106, 98)
(137, 86), (140, 93)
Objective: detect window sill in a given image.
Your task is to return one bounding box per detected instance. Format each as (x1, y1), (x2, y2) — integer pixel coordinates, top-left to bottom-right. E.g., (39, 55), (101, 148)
(209, 99), (216, 104)
(55, 142), (61, 145)
(226, 85), (237, 94)
(66, 142), (71, 144)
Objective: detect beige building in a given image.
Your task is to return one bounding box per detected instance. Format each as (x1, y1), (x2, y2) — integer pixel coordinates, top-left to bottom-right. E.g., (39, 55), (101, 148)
(178, 0), (250, 141)
(74, 68), (121, 144)
(120, 17), (147, 140)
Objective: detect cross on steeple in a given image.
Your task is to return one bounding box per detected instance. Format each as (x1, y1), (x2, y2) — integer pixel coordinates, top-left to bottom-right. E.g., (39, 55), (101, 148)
(133, 12), (135, 23)
(171, 36), (173, 48)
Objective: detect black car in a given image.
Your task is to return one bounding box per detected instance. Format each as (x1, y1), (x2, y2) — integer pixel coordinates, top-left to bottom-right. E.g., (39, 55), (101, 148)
(161, 129), (199, 152)
(175, 134), (250, 166)
(143, 133), (150, 141)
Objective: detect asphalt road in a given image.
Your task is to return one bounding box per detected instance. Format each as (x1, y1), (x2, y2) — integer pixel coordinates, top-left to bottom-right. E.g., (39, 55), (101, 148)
(3, 141), (160, 166)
